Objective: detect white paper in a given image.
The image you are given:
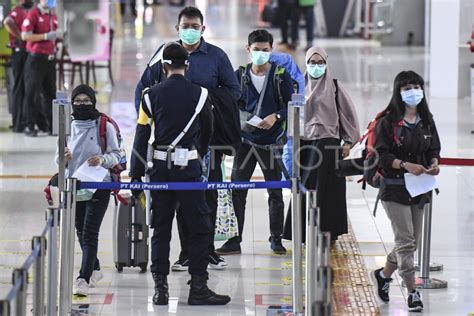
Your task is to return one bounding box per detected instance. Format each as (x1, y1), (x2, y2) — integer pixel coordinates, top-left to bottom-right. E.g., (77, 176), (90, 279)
(246, 115), (263, 127)
(73, 161), (108, 183)
(404, 173), (438, 198)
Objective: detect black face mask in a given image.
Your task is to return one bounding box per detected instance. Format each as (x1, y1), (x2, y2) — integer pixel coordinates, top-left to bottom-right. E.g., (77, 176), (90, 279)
(72, 104), (100, 120)
(23, 1), (34, 9)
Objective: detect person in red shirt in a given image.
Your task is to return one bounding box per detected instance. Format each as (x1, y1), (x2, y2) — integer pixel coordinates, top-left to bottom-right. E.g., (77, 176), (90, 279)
(21, 0), (58, 136)
(3, 0), (34, 133)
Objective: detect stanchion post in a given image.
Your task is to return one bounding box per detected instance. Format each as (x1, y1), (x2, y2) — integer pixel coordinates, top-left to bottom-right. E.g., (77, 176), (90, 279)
(416, 193), (448, 289)
(13, 268), (27, 316)
(47, 207), (59, 316)
(58, 186), (72, 315)
(32, 236), (46, 316)
(0, 300), (10, 316)
(317, 232), (331, 268)
(288, 94), (305, 315)
(67, 178), (78, 303)
(55, 91), (71, 315)
(305, 190), (317, 316)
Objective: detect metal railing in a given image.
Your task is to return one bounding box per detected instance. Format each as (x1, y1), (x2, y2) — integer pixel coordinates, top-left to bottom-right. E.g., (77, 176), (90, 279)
(0, 208), (59, 316)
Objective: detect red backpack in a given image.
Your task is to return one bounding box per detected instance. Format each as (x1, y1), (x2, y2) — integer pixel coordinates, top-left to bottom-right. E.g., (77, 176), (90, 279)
(44, 114), (127, 206)
(360, 111), (403, 189)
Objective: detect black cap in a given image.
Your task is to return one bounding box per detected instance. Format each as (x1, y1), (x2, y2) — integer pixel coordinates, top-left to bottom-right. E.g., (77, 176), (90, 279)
(71, 84), (96, 106)
(162, 42), (189, 67)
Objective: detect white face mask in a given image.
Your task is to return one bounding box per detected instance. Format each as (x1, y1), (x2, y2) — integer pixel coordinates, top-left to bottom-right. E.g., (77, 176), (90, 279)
(401, 89), (424, 108)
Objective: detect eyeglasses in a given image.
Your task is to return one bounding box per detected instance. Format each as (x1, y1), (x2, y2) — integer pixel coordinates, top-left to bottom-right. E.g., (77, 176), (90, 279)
(179, 24), (202, 30)
(308, 60), (326, 66)
(73, 100), (93, 106)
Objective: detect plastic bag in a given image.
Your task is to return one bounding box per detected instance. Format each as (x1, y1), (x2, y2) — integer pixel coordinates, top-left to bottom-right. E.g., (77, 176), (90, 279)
(214, 189), (239, 241)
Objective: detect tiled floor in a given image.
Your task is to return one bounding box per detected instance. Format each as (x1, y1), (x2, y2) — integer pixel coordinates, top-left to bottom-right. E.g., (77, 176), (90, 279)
(1, 1), (473, 315)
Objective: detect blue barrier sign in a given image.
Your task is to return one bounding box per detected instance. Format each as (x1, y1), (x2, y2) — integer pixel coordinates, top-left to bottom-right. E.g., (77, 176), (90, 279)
(79, 181), (292, 191)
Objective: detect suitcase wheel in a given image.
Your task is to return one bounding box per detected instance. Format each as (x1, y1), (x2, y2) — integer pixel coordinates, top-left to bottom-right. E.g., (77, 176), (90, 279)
(139, 263), (147, 273)
(115, 263), (124, 273)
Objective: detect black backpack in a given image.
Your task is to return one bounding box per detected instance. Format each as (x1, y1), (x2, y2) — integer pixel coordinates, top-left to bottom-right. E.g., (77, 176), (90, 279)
(208, 87), (242, 156)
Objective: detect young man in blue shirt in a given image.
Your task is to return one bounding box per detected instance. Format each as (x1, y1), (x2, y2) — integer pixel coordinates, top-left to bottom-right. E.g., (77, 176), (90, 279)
(216, 30), (294, 255)
(134, 6), (240, 272)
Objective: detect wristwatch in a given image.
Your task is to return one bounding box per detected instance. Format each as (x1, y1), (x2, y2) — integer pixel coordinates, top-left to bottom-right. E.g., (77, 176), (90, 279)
(276, 113), (282, 122)
(400, 161), (406, 170)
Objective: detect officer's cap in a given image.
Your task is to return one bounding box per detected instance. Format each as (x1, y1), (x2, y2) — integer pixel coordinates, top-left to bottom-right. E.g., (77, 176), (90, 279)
(162, 42), (189, 67)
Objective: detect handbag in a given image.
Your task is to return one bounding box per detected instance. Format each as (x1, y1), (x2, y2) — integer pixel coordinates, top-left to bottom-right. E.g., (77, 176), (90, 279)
(214, 189), (239, 241)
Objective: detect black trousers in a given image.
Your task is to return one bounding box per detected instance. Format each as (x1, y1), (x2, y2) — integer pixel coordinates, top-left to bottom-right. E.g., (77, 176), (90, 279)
(278, 0), (297, 44)
(150, 160), (212, 276)
(75, 189), (111, 283)
(177, 150), (224, 259)
(291, 5), (315, 44)
(10, 50), (28, 132)
(230, 143), (284, 243)
(23, 54), (56, 132)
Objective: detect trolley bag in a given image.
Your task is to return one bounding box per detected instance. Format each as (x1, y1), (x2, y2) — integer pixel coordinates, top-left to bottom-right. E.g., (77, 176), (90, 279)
(113, 193), (149, 273)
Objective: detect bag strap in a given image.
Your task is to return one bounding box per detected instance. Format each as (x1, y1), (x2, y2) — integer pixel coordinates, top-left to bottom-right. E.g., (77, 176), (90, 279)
(239, 64), (271, 117)
(98, 114), (108, 153)
(168, 87), (208, 151)
(333, 79), (342, 118)
(273, 65), (285, 109)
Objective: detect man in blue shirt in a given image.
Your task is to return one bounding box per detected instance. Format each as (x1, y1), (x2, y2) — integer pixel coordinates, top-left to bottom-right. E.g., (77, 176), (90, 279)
(216, 30), (293, 255)
(134, 6), (240, 272)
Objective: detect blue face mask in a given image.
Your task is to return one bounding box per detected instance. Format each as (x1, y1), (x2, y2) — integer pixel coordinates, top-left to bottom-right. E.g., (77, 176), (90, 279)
(401, 88), (424, 108)
(250, 51), (271, 66)
(307, 64), (326, 79)
(179, 28), (202, 46)
(46, 0), (56, 9)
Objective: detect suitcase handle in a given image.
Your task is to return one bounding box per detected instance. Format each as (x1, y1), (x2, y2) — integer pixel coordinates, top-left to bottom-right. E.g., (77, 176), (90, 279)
(130, 223), (143, 242)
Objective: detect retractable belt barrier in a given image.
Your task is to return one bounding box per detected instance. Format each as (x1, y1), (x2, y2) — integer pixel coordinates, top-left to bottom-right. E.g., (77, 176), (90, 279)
(79, 180), (292, 191)
(439, 157), (474, 166)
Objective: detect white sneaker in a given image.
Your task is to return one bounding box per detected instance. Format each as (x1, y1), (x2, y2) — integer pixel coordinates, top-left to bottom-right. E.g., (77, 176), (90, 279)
(73, 278), (89, 297)
(89, 270), (104, 288)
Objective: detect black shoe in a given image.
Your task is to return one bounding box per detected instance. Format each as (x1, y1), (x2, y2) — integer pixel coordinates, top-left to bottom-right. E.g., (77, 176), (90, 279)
(215, 239), (241, 255)
(152, 273), (169, 305)
(171, 258), (189, 271)
(269, 236), (287, 255)
(24, 127), (38, 137)
(208, 252), (227, 270)
(371, 267), (392, 303)
(407, 290), (423, 312)
(187, 275), (231, 305)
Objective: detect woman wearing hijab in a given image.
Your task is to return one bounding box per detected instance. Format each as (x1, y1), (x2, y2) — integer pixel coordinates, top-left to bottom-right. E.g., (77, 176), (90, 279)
(55, 84), (122, 297)
(283, 46), (360, 242)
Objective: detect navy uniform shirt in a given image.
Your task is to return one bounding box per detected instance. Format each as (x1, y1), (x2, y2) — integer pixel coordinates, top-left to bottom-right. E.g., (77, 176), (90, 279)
(134, 38), (240, 111)
(130, 74), (213, 178)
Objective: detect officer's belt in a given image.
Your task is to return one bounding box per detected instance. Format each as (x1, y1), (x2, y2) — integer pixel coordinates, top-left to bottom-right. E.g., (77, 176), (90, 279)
(153, 149), (199, 162)
(29, 53), (55, 61)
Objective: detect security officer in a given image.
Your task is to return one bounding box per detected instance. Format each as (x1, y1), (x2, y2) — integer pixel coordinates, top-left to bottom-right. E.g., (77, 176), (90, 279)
(3, 0), (34, 132)
(21, 0), (58, 136)
(130, 43), (231, 306)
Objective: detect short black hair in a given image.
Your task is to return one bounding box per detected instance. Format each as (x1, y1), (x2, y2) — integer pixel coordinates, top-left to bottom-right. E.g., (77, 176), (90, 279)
(178, 6), (204, 25)
(162, 43), (188, 69)
(248, 29), (273, 47)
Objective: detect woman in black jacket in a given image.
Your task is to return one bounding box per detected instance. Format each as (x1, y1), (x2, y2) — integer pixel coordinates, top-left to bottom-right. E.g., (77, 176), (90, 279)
(371, 71), (441, 312)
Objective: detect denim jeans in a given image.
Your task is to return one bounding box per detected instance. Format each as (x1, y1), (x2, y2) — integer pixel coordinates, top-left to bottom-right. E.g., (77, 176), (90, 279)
(75, 189), (111, 283)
